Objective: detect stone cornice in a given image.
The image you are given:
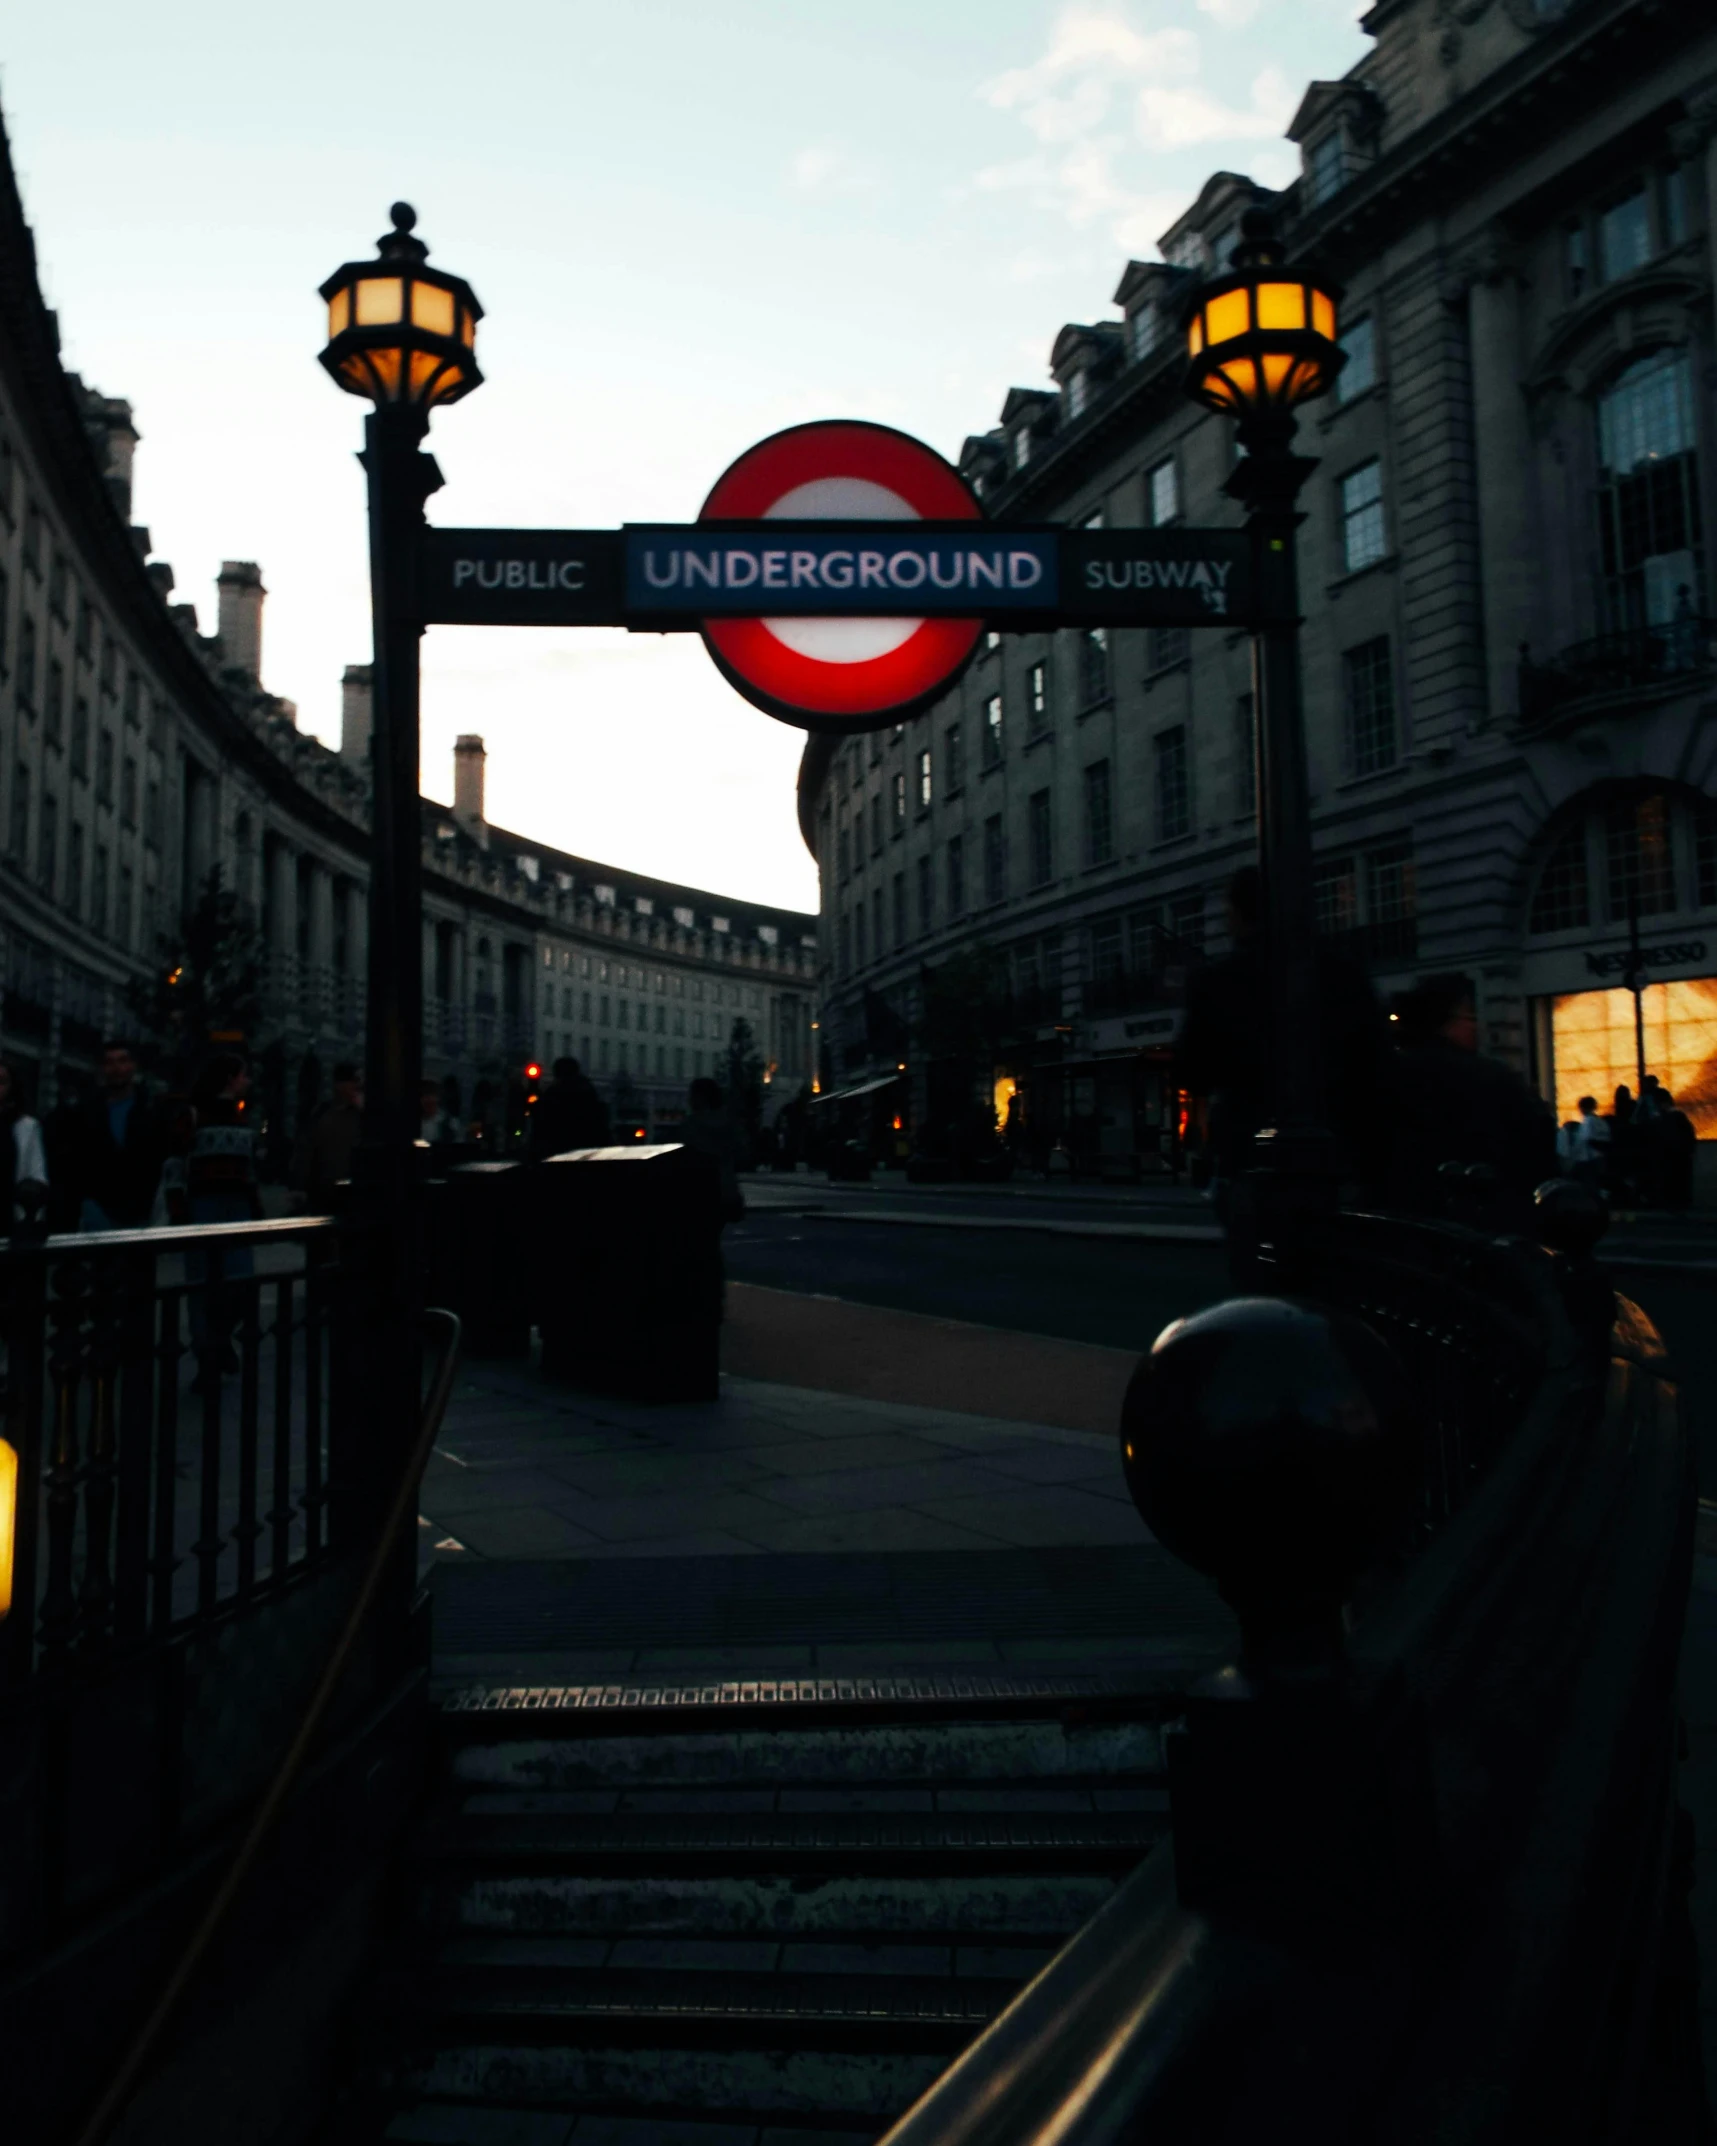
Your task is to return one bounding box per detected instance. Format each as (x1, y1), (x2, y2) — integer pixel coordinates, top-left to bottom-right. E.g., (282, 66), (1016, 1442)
(1293, 0), (1697, 273)
(0, 108), (374, 869)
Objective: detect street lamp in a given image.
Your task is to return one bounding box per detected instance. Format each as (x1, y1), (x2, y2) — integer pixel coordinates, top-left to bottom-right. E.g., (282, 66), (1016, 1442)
(1182, 207), (1345, 1217)
(318, 203), (481, 1531)
(319, 203), (483, 409)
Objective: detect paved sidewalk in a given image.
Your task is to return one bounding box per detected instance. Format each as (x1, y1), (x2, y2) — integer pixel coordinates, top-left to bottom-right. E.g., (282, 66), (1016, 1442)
(420, 1365), (1142, 1566)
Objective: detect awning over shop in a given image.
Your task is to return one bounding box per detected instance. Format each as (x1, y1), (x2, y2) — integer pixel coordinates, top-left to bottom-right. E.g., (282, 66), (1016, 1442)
(811, 1071), (903, 1105)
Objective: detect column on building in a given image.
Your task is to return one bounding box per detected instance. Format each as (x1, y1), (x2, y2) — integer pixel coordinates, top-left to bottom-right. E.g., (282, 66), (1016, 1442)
(1465, 242), (1538, 727)
(345, 879), (368, 1044)
(307, 864), (334, 1034)
(268, 836), (298, 1020)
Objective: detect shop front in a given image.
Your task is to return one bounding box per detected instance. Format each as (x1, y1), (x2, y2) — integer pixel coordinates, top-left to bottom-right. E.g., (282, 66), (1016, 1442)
(1043, 1009), (1186, 1180)
(1525, 933), (1717, 1140)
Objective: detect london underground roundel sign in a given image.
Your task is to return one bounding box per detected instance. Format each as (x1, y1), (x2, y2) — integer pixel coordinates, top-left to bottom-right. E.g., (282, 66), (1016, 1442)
(698, 420), (984, 732)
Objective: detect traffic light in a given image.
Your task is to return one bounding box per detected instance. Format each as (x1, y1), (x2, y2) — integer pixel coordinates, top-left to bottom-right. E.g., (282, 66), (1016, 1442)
(524, 1062), (542, 1108)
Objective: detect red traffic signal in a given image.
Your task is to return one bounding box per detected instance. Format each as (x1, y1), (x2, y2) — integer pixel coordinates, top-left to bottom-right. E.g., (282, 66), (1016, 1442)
(524, 1062), (542, 1083)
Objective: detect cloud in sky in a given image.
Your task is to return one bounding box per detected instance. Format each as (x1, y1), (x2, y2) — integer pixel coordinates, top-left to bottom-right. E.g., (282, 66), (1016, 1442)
(978, 3), (1304, 253)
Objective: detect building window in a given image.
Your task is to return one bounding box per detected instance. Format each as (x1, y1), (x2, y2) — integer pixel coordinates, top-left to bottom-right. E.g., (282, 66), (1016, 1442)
(1128, 301), (1158, 364)
(1147, 457), (1178, 528)
(16, 613), (34, 711)
(1598, 187), (1651, 284)
(1309, 130), (1345, 205)
(1606, 792), (1676, 922)
(1366, 845), (1416, 954)
(1314, 855), (1359, 936)
(96, 728), (114, 804)
(44, 658), (63, 745)
(1340, 459), (1386, 573)
(1234, 693), (1256, 816)
(869, 794), (882, 856)
(892, 871), (905, 947)
(1077, 628), (1110, 708)
(983, 693), (1003, 769)
(70, 696), (89, 778)
(1147, 626), (1188, 674)
(1595, 349), (1701, 631)
(1530, 821), (1592, 933)
(1028, 788), (1053, 887)
(10, 762), (26, 865)
(1342, 637), (1397, 776)
(39, 794), (57, 894)
(917, 852), (933, 934)
(117, 863), (133, 950)
(944, 722), (965, 795)
(1154, 728), (1190, 842)
(1090, 917), (1123, 983)
(92, 844), (108, 936)
(837, 823), (852, 883)
(983, 813), (1005, 904)
(916, 748), (932, 811)
(1171, 891), (1205, 954)
(1336, 315), (1375, 403)
(1699, 799), (1717, 909)
(892, 770), (905, 828)
(947, 835), (965, 919)
(1066, 369), (1089, 420)
(1028, 661), (1049, 734)
(1083, 759), (1114, 867)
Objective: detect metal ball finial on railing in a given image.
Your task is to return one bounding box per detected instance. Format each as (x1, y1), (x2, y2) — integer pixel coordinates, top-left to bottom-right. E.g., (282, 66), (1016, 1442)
(1118, 1297), (1418, 1672)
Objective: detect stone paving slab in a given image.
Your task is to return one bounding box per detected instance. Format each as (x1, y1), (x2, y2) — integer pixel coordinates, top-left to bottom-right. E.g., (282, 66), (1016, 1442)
(421, 1358), (1133, 1566)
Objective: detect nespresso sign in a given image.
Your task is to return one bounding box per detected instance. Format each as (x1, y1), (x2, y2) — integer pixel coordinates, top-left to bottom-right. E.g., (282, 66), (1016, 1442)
(1584, 939), (1708, 977)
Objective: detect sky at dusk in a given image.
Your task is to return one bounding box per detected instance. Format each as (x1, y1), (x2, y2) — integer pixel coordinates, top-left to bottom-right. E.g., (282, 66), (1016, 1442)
(1, 0), (1368, 912)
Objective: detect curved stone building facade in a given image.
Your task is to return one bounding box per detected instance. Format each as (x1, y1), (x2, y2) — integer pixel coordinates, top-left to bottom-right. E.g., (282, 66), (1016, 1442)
(800, 0), (1717, 1175)
(0, 106), (816, 1144)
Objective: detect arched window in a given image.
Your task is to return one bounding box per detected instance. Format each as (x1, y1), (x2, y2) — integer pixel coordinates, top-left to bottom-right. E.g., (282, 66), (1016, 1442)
(1529, 821), (1589, 933)
(1528, 787), (1709, 935)
(1595, 349), (1702, 633)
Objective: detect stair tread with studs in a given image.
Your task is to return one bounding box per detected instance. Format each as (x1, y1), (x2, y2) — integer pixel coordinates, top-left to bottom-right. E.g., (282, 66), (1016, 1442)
(333, 1674), (1176, 2144)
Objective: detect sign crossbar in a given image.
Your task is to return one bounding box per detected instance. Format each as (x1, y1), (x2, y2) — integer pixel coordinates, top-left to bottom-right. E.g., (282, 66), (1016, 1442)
(418, 523), (1255, 631)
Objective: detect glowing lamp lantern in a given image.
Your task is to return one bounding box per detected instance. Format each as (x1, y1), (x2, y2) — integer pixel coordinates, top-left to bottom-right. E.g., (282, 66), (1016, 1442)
(0, 1435), (16, 1621)
(319, 202), (483, 408)
(1182, 213), (1343, 427)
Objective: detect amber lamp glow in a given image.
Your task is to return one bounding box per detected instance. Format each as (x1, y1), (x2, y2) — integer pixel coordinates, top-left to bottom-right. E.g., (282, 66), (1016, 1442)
(0, 1435), (17, 1621)
(319, 202), (483, 408)
(1183, 211), (1343, 424)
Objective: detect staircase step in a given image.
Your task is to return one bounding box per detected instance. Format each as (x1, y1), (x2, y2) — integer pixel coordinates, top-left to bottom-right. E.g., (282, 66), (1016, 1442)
(385, 1961), (1012, 2044)
(419, 1804), (1158, 1870)
(414, 1865), (1124, 1941)
(382, 2113), (879, 2145)
(384, 2040), (952, 2126)
(426, 1936), (1058, 1981)
(445, 1716), (1166, 1790)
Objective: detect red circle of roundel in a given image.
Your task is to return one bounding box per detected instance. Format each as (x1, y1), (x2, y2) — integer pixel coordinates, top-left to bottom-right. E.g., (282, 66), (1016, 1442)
(698, 420), (984, 731)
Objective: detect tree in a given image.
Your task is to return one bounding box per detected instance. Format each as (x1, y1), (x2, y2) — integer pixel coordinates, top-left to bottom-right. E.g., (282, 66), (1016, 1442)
(127, 869), (264, 1079)
(725, 1017), (766, 1149)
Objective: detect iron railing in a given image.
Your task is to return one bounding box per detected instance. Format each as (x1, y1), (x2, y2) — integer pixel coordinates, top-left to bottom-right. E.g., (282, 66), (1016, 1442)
(1, 1217), (341, 1684)
(1519, 615), (1716, 730)
(882, 1208), (1701, 2144)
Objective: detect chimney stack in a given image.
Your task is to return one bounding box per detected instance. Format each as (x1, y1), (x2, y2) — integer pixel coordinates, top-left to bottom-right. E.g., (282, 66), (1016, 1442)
(340, 664), (373, 768)
(453, 734), (487, 845)
(216, 560), (265, 681)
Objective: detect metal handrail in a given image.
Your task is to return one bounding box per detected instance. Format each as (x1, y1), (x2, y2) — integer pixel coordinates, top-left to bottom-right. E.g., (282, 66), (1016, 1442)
(69, 1304), (463, 2146)
(878, 1245), (1693, 2143)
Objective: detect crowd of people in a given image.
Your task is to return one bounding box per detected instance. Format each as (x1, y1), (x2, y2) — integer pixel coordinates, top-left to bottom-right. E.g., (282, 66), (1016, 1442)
(1176, 867), (1702, 1229)
(1556, 1077), (1697, 1210)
